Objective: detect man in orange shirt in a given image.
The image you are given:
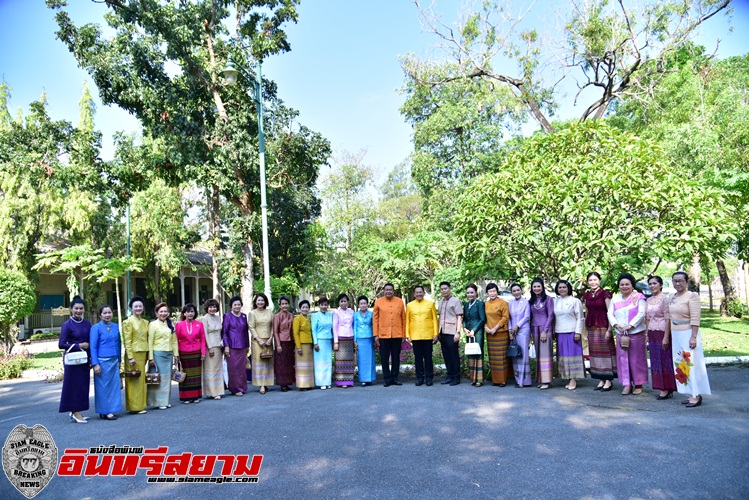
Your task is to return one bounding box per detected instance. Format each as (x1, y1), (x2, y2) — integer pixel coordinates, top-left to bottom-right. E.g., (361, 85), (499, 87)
(373, 283), (406, 387)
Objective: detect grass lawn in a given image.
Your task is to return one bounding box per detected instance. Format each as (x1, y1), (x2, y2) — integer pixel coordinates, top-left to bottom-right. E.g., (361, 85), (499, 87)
(28, 350), (63, 371)
(701, 309), (749, 357)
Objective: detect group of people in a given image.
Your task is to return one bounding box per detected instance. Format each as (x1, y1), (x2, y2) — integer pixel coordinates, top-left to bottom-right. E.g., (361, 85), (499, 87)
(57, 271), (712, 423)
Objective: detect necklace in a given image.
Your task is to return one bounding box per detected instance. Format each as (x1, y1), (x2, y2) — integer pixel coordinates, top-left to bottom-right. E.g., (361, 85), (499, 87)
(186, 320), (193, 336)
(71, 316), (83, 323)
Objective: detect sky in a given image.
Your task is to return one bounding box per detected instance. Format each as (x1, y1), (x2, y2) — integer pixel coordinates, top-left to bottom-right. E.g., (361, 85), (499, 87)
(1, 0), (748, 186)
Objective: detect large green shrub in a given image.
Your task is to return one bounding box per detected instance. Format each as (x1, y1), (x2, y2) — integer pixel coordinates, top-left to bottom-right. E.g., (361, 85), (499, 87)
(0, 269), (37, 355)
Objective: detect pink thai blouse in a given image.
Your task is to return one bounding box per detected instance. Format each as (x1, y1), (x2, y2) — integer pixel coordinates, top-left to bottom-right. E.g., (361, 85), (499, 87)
(646, 294), (670, 332)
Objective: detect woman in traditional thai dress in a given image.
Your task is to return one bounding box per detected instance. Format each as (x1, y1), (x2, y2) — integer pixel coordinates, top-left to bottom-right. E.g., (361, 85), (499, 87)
(607, 273), (648, 395)
(312, 297), (334, 389)
(122, 296), (149, 413)
(508, 283), (531, 387)
(90, 304), (122, 420)
(59, 296), (91, 423)
(333, 294), (356, 388)
(175, 303), (206, 404)
(353, 296), (376, 387)
(273, 296), (295, 392)
(484, 283), (511, 387)
(646, 276), (677, 400)
(582, 272), (616, 391)
(669, 271), (711, 407)
(148, 302), (179, 409)
(463, 284), (486, 387)
(249, 293), (275, 394)
(293, 300), (315, 390)
(222, 296), (250, 396)
(529, 278), (554, 390)
(200, 298), (224, 400)
(553, 280), (586, 390)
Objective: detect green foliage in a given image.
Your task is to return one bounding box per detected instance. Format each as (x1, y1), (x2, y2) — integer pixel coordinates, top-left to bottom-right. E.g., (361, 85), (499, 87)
(454, 121), (734, 286)
(253, 274), (300, 302)
(0, 352), (33, 380)
(726, 300), (747, 319)
(0, 268), (37, 355)
(30, 332), (60, 341)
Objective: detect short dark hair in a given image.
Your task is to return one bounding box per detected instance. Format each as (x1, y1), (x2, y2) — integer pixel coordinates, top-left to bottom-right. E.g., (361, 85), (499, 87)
(318, 296), (329, 306)
(203, 298), (220, 312)
(181, 303), (197, 320)
(672, 271), (688, 281)
(466, 284), (478, 293)
(279, 296), (290, 305)
(229, 295), (243, 307)
(510, 283), (522, 292)
(618, 273), (637, 288)
(586, 272), (601, 281)
(337, 293), (349, 303)
(299, 300), (310, 309)
(98, 304), (113, 316)
(555, 280), (573, 296)
(485, 283), (498, 293)
(357, 296), (368, 305)
(649, 275), (663, 286)
(129, 295), (145, 309)
(253, 293), (269, 309)
(414, 286), (425, 293)
(439, 281), (451, 289)
(383, 283), (395, 290)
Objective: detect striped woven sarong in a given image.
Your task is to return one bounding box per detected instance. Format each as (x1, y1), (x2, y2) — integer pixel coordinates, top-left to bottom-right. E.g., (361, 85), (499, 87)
(178, 350), (202, 401)
(295, 344), (314, 388)
(556, 332), (586, 379)
(532, 326), (553, 384)
(334, 337), (355, 386)
(588, 327), (617, 380)
(274, 340), (295, 387)
(486, 330), (511, 384)
(512, 329), (532, 386)
(202, 347), (224, 397)
(251, 339), (275, 387)
(648, 329), (677, 391)
(468, 332), (484, 384)
(125, 351), (147, 412)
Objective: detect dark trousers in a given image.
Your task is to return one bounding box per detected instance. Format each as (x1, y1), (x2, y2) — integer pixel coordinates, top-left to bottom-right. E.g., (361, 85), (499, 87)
(440, 332), (461, 381)
(379, 338), (402, 383)
(412, 340), (434, 382)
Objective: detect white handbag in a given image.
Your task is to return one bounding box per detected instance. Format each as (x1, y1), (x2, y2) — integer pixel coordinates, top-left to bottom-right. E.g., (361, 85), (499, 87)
(63, 345), (88, 366)
(464, 336), (482, 356)
(529, 343), (537, 359)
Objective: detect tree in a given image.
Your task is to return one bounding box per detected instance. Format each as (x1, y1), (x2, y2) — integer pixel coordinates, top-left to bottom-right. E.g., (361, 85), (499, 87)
(48, 0), (330, 309)
(454, 121), (735, 287)
(404, 0), (732, 132)
(0, 269), (37, 355)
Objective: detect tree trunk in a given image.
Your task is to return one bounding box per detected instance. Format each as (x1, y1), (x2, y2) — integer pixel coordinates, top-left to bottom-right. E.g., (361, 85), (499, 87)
(208, 186), (222, 308)
(716, 258), (737, 317)
(744, 261), (749, 312)
(688, 254), (700, 293)
(115, 276), (123, 327)
(708, 282), (713, 311)
(240, 237), (254, 313)
(154, 264), (161, 303)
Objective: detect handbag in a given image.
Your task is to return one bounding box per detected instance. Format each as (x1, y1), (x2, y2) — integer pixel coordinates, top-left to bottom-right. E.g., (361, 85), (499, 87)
(260, 343), (274, 359)
(172, 360), (186, 383)
(145, 364), (161, 385)
(464, 336), (482, 356)
(529, 342), (536, 359)
(619, 334), (631, 350)
(506, 339), (522, 358)
(63, 345), (88, 366)
(124, 369), (141, 378)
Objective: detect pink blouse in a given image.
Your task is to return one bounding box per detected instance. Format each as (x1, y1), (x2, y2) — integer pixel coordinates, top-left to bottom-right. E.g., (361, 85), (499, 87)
(646, 294), (670, 332)
(333, 308), (354, 342)
(175, 320), (206, 355)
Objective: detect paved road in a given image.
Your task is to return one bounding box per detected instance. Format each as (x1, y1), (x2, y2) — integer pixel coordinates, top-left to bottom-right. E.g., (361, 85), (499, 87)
(1, 366), (748, 499)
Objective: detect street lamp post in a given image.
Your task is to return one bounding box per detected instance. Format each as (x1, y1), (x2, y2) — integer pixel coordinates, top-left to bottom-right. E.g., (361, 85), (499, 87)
(223, 57), (273, 310)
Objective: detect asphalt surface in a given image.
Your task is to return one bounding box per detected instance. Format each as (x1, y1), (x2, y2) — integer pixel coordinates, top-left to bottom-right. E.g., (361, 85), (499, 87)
(1, 366), (748, 500)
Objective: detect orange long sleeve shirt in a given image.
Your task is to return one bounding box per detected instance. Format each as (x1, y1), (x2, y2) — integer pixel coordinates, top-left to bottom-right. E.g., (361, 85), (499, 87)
(373, 296), (406, 339)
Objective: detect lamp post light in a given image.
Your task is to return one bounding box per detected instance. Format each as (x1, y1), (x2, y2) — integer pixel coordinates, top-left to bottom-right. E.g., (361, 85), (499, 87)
(222, 56), (273, 310)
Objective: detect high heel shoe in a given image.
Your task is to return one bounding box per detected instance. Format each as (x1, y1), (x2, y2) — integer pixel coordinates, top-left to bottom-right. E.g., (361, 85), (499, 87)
(686, 395), (702, 408)
(656, 391), (673, 400)
(70, 413), (87, 424)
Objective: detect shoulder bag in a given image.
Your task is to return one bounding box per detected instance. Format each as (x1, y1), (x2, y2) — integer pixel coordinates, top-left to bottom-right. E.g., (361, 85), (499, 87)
(172, 360), (186, 383)
(506, 339), (522, 358)
(464, 336), (482, 356)
(145, 363), (161, 385)
(63, 345), (88, 366)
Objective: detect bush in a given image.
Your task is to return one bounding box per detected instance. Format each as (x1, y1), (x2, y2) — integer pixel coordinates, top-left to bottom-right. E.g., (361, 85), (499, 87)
(0, 353), (34, 379)
(727, 300), (748, 319)
(30, 332), (60, 341)
(0, 269), (37, 355)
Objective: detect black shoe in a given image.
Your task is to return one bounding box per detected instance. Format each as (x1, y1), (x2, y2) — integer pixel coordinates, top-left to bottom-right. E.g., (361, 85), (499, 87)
(426, 381), (433, 386)
(415, 380), (424, 386)
(656, 391), (673, 400)
(384, 382), (392, 387)
(440, 379), (452, 385)
(392, 380), (402, 386)
(685, 395), (702, 408)
(601, 385), (613, 392)
(681, 399), (691, 404)
(449, 380), (460, 386)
